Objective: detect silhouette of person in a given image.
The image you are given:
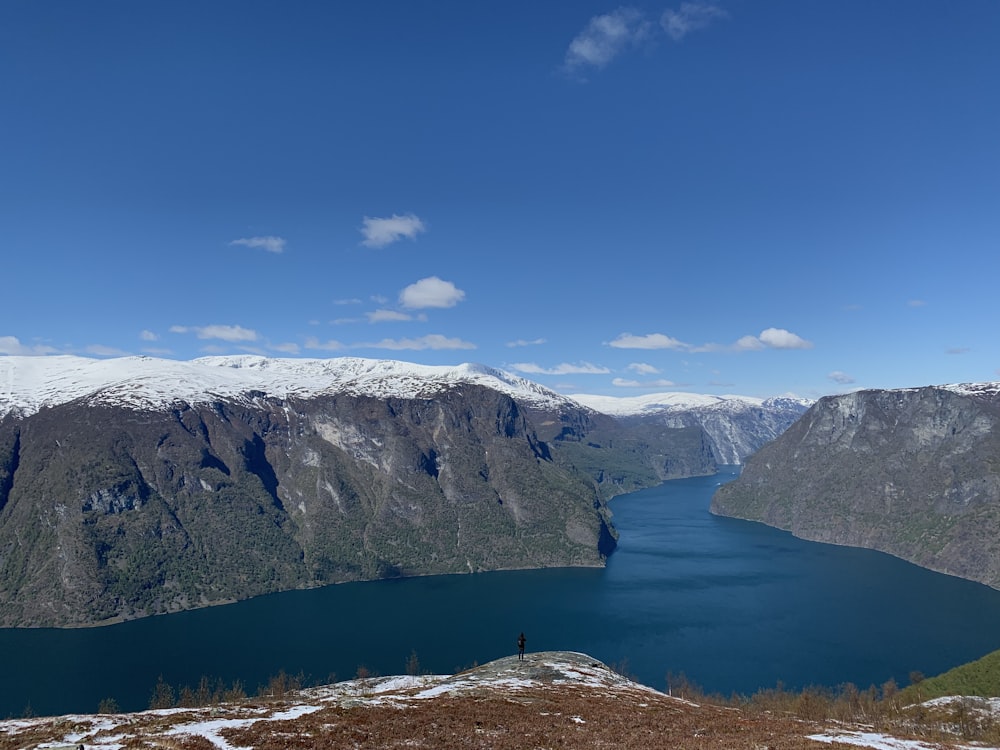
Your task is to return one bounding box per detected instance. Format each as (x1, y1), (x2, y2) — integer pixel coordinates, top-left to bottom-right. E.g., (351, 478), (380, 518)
(517, 631), (526, 661)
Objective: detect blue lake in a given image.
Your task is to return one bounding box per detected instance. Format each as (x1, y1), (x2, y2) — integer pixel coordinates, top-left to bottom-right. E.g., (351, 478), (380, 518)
(4, 467), (1000, 717)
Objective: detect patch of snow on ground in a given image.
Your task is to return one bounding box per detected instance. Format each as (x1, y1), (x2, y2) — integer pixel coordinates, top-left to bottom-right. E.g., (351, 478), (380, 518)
(165, 717), (256, 750)
(809, 730), (1000, 750)
(922, 695), (1000, 714)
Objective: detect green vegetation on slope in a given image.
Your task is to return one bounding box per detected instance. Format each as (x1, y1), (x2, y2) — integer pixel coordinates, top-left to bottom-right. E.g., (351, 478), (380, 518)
(899, 648), (1000, 703)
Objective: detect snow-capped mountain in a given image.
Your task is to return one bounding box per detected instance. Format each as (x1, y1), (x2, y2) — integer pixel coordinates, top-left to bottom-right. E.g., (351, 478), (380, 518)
(569, 390), (813, 417)
(0, 354), (577, 418)
(0, 354), (807, 466)
(0, 354), (810, 626)
(570, 390), (813, 465)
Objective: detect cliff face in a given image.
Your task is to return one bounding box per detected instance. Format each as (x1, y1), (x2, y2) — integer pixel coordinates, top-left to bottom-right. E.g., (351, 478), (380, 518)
(711, 383), (1000, 588)
(618, 396), (809, 466)
(524, 403), (717, 499)
(0, 379), (720, 627)
(0, 354), (817, 627)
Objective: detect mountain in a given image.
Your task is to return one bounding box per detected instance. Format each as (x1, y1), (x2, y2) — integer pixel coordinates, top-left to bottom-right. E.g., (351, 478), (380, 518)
(570, 391), (811, 465)
(0, 355), (799, 627)
(0, 650), (983, 750)
(711, 382), (1000, 588)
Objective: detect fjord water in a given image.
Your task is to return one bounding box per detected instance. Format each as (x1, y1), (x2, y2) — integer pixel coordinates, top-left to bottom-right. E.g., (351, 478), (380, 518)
(5, 467), (1000, 717)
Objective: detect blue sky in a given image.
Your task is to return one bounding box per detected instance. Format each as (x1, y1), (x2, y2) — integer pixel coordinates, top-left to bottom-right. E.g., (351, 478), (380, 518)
(2, 1), (998, 399)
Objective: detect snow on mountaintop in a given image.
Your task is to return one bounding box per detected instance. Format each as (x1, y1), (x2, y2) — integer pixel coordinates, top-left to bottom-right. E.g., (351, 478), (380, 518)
(569, 390), (774, 417)
(941, 381), (1000, 398)
(0, 354), (575, 417)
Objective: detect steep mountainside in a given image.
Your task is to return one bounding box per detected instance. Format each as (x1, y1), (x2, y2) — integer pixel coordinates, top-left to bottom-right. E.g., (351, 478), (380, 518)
(571, 392), (811, 464)
(0, 387), (620, 627)
(0, 355), (730, 627)
(0, 355), (802, 627)
(712, 383), (1000, 588)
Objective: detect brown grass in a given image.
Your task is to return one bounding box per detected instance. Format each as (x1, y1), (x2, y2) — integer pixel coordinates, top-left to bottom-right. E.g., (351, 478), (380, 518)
(220, 686), (829, 750)
(3, 663), (997, 750)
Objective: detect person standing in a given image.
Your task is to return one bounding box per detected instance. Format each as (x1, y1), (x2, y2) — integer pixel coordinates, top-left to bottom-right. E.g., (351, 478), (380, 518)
(517, 632), (526, 661)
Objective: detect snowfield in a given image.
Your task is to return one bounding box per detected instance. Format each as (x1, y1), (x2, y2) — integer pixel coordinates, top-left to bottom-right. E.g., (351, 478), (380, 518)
(0, 354), (580, 417)
(0, 353), (812, 419)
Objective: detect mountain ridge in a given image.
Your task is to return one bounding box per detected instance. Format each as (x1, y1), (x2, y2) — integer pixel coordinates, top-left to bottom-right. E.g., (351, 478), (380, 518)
(712, 382), (1000, 589)
(0, 354), (808, 419)
(0, 354), (806, 627)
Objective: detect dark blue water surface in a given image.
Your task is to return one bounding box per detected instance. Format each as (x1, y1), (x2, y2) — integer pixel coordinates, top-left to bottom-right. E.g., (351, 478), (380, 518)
(4, 468), (1000, 717)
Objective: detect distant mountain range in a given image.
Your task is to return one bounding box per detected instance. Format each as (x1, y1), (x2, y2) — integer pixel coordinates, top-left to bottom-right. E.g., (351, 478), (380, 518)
(712, 381), (1000, 589)
(0, 355), (808, 626)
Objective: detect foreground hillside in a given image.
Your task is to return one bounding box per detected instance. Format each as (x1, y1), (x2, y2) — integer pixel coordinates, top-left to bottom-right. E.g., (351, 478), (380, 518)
(3, 651), (993, 750)
(712, 382), (1000, 589)
(0, 355), (805, 627)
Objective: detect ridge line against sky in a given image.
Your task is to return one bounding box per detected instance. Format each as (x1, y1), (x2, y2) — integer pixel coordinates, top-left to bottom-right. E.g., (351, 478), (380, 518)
(2, 1), (998, 399)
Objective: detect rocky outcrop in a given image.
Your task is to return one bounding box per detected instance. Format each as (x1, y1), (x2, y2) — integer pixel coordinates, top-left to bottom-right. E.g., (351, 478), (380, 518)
(711, 383), (1000, 588)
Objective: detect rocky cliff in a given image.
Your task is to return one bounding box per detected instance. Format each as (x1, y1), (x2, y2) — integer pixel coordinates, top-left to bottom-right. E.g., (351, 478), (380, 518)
(0, 387), (621, 626)
(0, 354), (802, 627)
(0, 355), (731, 627)
(570, 392), (811, 465)
(711, 382), (1000, 588)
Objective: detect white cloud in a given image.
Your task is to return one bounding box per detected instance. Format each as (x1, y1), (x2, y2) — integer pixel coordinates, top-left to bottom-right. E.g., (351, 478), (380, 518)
(171, 324), (259, 342)
(0, 335), (57, 355)
(609, 332), (688, 350)
(907, 299), (927, 308)
(333, 298), (363, 306)
(363, 334), (476, 351)
(506, 338), (547, 348)
(661, 2), (729, 41)
(509, 362), (611, 376)
(399, 277), (466, 309)
(564, 7), (653, 73)
(610, 328), (811, 354)
(304, 337), (345, 351)
(758, 327), (813, 349)
(628, 362), (661, 375)
(734, 328), (812, 350)
(272, 342), (300, 354)
(230, 236), (286, 253)
(733, 335), (766, 351)
(614, 376), (677, 388)
(613, 378), (642, 387)
(139, 330), (158, 342)
(360, 213), (426, 248)
(828, 371), (855, 384)
(946, 347), (970, 355)
(367, 309), (418, 323)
